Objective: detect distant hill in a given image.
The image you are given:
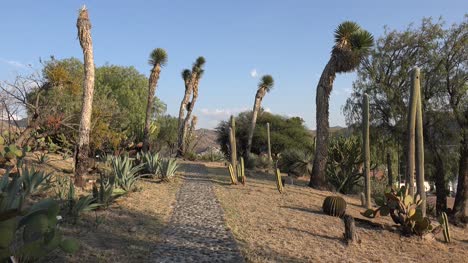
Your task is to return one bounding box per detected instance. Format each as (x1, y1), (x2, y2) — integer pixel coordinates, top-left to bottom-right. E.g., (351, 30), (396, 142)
(193, 129), (220, 154)
(308, 126), (352, 137)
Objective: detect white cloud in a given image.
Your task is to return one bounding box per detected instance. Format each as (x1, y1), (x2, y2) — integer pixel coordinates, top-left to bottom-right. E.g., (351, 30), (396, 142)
(197, 107), (249, 129)
(250, 69), (258, 78)
(199, 107), (249, 117)
(0, 58), (28, 69)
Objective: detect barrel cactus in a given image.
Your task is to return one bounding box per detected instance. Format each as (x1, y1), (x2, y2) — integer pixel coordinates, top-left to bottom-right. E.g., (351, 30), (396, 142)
(322, 196), (347, 217)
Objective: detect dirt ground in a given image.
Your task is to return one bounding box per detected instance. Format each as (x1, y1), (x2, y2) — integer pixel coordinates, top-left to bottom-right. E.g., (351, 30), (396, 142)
(205, 162), (468, 263)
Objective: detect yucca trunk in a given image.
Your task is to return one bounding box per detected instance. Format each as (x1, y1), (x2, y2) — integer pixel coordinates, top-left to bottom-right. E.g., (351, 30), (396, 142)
(246, 90), (265, 155)
(183, 87), (198, 142)
(142, 64), (161, 152)
(176, 79), (192, 157)
(309, 60), (336, 189)
(74, 7), (95, 186)
(177, 75), (199, 157)
(453, 130), (468, 223)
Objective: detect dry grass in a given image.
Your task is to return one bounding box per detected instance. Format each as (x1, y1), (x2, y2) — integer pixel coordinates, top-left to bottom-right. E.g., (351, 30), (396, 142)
(19, 154), (182, 263)
(205, 162), (468, 263)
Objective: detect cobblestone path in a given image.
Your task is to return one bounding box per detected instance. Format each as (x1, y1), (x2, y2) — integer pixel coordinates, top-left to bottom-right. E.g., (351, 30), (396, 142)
(149, 163), (244, 263)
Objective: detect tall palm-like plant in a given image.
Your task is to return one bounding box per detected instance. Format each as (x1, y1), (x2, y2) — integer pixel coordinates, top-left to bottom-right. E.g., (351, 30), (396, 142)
(143, 48), (167, 152)
(310, 21), (373, 189)
(246, 75), (274, 155)
(177, 57), (205, 157)
(75, 6), (95, 186)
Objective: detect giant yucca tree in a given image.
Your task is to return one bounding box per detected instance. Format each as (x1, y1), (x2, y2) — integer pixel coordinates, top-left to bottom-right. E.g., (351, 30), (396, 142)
(246, 75), (274, 155)
(142, 48), (167, 152)
(310, 21), (373, 189)
(176, 57), (206, 157)
(74, 6), (95, 186)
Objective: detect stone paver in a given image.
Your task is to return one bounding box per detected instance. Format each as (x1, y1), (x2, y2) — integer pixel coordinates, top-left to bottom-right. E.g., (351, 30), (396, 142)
(149, 163), (244, 263)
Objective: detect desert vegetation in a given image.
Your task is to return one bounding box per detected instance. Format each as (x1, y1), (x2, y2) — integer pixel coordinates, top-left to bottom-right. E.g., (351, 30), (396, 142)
(0, 3), (466, 263)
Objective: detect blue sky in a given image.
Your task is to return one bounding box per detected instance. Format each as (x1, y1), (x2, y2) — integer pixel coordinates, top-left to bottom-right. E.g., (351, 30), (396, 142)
(0, 0), (466, 129)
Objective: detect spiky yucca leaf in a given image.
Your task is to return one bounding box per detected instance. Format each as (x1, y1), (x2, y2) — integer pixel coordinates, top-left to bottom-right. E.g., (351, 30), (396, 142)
(334, 21), (360, 44)
(181, 69), (191, 81)
(194, 56), (206, 68)
(350, 30), (374, 54)
(148, 48), (168, 66)
(259, 75), (274, 91)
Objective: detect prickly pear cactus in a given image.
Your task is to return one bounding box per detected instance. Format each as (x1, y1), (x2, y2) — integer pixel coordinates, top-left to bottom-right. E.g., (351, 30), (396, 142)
(0, 171), (79, 261)
(322, 196), (347, 218)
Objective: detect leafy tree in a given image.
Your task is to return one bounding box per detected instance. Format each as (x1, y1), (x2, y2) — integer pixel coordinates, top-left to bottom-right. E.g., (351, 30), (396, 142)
(29, 57), (165, 155)
(216, 111), (314, 159)
(343, 17), (467, 219)
(311, 21), (373, 189)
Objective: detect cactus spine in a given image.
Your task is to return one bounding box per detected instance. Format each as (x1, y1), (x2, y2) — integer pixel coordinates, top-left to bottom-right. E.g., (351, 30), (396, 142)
(406, 68), (419, 196)
(415, 68), (426, 217)
(362, 93), (371, 209)
(275, 167), (283, 193)
(267, 122), (272, 162)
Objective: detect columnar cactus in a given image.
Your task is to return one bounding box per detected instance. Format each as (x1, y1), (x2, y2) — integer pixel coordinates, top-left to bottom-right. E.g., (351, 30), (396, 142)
(228, 163), (237, 185)
(406, 68), (419, 196)
(275, 167), (284, 193)
(322, 196), (347, 218)
(267, 122), (272, 162)
(362, 93), (371, 209)
(229, 116), (237, 176)
(387, 152), (393, 187)
(439, 212), (451, 243)
(414, 67), (426, 217)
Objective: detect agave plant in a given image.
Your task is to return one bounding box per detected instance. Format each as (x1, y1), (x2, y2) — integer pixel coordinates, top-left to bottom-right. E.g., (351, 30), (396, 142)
(92, 174), (126, 208)
(66, 180), (100, 222)
(160, 158), (179, 181)
(111, 155), (143, 191)
(279, 146), (314, 177)
(326, 136), (363, 194)
(20, 166), (53, 196)
(140, 152), (161, 177)
(311, 21), (373, 189)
